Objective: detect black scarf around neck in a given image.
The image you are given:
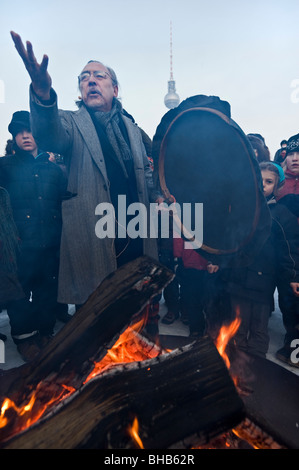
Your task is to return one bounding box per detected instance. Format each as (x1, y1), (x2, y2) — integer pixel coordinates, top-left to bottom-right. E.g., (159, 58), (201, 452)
(92, 100), (133, 178)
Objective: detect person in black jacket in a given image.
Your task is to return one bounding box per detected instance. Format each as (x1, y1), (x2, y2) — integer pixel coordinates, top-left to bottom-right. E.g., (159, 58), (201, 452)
(221, 162), (299, 359)
(0, 111), (67, 362)
(0, 187), (24, 342)
(260, 162), (299, 366)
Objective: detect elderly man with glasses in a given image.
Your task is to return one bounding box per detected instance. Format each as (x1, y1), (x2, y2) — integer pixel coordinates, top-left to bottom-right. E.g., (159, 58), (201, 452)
(10, 31), (160, 309)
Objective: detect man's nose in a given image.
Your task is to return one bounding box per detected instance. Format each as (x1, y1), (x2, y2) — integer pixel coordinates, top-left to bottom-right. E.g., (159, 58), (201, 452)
(88, 73), (96, 84)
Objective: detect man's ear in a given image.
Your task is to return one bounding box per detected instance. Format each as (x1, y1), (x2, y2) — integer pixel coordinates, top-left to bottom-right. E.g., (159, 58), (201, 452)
(113, 86), (119, 98)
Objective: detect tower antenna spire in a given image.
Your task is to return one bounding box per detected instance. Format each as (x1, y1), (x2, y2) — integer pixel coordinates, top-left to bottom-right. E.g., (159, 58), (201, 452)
(170, 20), (174, 81)
(164, 21), (180, 109)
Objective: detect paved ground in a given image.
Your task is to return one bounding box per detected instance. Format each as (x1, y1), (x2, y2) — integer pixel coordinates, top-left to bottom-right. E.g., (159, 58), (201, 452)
(0, 291), (298, 376)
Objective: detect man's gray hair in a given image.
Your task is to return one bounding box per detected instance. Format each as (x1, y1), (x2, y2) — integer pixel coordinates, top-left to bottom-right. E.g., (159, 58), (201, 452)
(76, 60), (119, 108)
(78, 60), (118, 87)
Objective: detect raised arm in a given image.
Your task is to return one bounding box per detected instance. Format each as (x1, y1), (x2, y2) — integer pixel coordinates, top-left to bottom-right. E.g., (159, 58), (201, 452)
(10, 31), (52, 101)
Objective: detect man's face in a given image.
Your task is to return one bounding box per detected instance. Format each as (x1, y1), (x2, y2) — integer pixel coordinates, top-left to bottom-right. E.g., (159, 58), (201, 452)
(286, 152), (299, 175)
(15, 129), (38, 155)
(79, 62), (118, 112)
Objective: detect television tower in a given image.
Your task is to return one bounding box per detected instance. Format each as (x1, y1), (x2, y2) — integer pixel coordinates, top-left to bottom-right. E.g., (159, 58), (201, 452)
(164, 21), (180, 109)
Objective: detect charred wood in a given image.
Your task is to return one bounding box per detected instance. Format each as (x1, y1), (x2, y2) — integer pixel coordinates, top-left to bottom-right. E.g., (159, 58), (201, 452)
(0, 256), (173, 443)
(1, 337), (245, 449)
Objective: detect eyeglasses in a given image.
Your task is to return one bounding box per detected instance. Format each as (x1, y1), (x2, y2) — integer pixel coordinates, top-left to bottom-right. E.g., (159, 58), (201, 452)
(78, 70), (112, 82)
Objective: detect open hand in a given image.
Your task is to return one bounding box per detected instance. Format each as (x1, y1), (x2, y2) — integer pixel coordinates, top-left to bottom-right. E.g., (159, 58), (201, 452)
(207, 263), (219, 274)
(10, 31), (52, 100)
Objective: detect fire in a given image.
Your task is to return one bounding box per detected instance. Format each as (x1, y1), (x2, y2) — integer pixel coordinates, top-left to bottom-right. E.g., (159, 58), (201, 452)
(0, 382), (75, 435)
(84, 316), (161, 382)
(0, 313), (162, 443)
(0, 397), (34, 429)
(0, 306), (242, 445)
(128, 416), (144, 449)
(215, 308), (241, 369)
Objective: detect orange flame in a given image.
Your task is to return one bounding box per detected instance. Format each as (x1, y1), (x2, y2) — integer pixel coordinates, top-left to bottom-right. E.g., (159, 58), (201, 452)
(0, 306), (241, 444)
(0, 382), (75, 434)
(0, 314), (162, 442)
(128, 416), (144, 449)
(84, 316), (161, 382)
(215, 308), (241, 369)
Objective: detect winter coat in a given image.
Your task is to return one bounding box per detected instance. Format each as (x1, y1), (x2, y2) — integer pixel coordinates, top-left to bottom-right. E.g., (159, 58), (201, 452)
(0, 150), (67, 250)
(223, 199), (299, 305)
(0, 187), (24, 303)
(29, 87), (159, 305)
(268, 198), (299, 286)
(173, 237), (209, 270)
(277, 170), (299, 221)
(278, 194), (299, 219)
(277, 169), (299, 199)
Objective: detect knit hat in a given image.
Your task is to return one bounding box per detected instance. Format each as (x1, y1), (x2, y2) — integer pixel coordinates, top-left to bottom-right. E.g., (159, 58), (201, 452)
(286, 133), (299, 156)
(259, 161), (285, 189)
(270, 162), (285, 184)
(8, 111), (31, 137)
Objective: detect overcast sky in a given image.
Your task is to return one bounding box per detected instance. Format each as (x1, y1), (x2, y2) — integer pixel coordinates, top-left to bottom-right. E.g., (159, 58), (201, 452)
(1, 0), (299, 156)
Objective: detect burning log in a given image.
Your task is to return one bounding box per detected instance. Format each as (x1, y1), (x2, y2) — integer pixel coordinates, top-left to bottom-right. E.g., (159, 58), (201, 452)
(0, 256), (173, 441)
(233, 418), (286, 449)
(1, 336), (245, 449)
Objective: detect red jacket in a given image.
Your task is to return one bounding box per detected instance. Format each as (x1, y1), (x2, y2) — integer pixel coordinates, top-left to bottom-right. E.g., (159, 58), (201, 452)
(173, 237), (209, 270)
(277, 169), (299, 199)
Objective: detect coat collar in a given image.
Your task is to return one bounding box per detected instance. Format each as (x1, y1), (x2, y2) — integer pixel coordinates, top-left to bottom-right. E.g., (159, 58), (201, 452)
(71, 105), (142, 180)
(71, 105), (109, 182)
(285, 169), (299, 179)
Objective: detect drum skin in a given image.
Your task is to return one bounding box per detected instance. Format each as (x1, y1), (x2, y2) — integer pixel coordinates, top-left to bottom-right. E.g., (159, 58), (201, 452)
(154, 96), (271, 267)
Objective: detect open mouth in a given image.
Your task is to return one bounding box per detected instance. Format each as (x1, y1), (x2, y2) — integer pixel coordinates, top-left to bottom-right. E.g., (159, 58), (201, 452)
(88, 89), (102, 97)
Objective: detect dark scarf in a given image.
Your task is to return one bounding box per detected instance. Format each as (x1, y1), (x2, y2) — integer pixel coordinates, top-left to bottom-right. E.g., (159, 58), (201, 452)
(92, 100), (133, 178)
(90, 101), (142, 265)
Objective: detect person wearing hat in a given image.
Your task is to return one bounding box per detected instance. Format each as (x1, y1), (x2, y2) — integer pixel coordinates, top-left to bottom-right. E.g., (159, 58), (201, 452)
(277, 133), (299, 219)
(259, 161), (299, 367)
(218, 162), (299, 359)
(268, 136), (299, 367)
(274, 139), (288, 166)
(0, 110), (67, 362)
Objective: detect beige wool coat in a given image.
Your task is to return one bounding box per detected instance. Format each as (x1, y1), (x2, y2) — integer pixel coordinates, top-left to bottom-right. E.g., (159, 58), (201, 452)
(30, 88), (158, 305)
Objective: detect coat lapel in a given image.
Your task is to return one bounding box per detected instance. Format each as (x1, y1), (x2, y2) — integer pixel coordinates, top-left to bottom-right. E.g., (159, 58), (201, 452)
(72, 106), (109, 182)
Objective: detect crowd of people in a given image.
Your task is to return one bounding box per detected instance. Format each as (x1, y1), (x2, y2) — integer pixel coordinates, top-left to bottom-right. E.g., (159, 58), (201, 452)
(0, 31), (298, 369)
(160, 133), (299, 366)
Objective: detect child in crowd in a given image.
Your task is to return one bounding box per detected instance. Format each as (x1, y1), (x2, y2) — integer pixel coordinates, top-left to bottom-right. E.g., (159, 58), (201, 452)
(277, 133), (299, 220)
(260, 161), (299, 366)
(222, 162), (299, 359)
(173, 235), (219, 337)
